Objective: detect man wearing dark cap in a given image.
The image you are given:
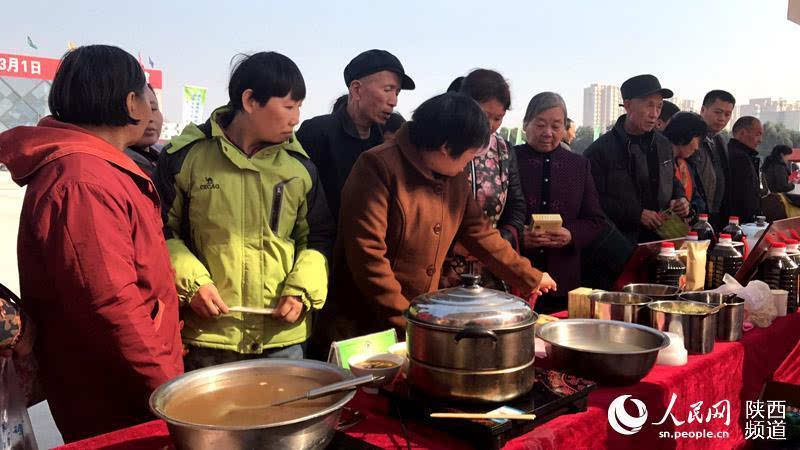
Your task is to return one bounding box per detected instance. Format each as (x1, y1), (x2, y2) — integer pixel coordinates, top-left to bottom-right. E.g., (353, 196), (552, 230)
(296, 49), (415, 220)
(655, 100), (680, 132)
(584, 74), (689, 244)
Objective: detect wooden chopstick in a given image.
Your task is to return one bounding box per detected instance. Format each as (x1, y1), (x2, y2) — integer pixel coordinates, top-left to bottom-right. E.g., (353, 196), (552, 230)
(228, 306), (275, 315)
(430, 412), (536, 420)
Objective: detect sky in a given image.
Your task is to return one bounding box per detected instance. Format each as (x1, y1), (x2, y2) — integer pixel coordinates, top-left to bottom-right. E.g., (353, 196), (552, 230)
(2, 0), (800, 129)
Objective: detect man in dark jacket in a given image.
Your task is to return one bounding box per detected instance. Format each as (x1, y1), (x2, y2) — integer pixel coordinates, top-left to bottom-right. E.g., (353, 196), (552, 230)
(584, 74), (689, 244)
(296, 49), (415, 220)
(690, 90), (736, 227)
(727, 116), (764, 223)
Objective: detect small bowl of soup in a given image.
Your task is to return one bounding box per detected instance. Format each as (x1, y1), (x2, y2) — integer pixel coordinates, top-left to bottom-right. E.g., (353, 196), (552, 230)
(348, 353), (404, 392)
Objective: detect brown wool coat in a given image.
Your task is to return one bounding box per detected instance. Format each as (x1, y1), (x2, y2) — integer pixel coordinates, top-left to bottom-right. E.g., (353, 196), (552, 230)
(330, 125), (543, 338)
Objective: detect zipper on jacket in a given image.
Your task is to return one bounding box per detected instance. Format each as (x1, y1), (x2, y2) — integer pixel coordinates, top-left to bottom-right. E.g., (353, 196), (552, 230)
(270, 177), (298, 233)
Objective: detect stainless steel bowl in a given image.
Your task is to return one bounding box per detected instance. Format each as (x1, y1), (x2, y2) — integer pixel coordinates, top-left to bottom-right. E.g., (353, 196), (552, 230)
(536, 319), (669, 386)
(589, 292), (652, 325)
(150, 359), (356, 450)
(623, 283), (681, 300)
(679, 292), (744, 341)
(647, 300), (720, 354)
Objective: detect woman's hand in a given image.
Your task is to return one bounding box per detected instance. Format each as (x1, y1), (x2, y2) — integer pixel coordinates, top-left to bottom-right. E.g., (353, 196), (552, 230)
(544, 227), (572, 248)
(523, 229), (552, 249)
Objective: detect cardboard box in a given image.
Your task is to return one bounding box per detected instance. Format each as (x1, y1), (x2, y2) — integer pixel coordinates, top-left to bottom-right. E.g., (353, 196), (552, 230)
(530, 214), (563, 233)
(568, 287), (603, 319)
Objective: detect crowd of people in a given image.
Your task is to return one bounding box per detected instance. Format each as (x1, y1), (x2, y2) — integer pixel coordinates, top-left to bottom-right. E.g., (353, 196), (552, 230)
(0, 43), (793, 441)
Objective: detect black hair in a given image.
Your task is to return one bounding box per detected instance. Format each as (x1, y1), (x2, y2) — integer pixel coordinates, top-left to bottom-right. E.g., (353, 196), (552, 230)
(409, 93), (489, 157)
(49, 45), (146, 126)
(459, 69), (511, 110)
(732, 116), (760, 134)
(331, 94), (348, 112)
(663, 112), (708, 146)
(702, 90), (736, 107)
(771, 144), (793, 159)
(659, 100), (680, 122)
(446, 76), (464, 93)
(566, 118), (574, 130)
(227, 51), (305, 113)
(384, 112), (405, 133)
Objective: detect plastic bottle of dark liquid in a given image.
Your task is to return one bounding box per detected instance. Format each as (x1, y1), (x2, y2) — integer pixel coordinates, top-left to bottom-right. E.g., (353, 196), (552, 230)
(705, 234), (743, 289)
(786, 240), (800, 314)
(652, 242), (685, 287)
(691, 214), (716, 243)
(758, 242), (799, 314)
(720, 216), (744, 243)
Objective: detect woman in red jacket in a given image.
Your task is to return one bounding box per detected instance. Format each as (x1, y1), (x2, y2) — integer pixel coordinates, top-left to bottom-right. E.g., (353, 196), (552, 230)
(0, 45), (183, 442)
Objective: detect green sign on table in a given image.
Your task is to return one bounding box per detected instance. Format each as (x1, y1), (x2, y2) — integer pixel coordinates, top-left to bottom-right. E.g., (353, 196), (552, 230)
(327, 329), (398, 370)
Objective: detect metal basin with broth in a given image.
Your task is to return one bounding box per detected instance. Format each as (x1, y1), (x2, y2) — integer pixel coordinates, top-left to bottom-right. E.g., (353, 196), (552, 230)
(150, 359), (356, 450)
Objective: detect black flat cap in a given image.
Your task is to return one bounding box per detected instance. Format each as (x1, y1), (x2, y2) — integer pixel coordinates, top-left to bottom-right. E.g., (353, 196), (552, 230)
(344, 49), (415, 90)
(621, 74), (673, 100)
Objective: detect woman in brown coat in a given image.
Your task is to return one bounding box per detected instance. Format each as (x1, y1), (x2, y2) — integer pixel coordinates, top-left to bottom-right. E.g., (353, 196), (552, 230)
(331, 93), (555, 339)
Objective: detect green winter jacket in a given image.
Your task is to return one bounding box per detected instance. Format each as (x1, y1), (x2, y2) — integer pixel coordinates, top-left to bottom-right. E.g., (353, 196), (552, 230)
(155, 107), (335, 353)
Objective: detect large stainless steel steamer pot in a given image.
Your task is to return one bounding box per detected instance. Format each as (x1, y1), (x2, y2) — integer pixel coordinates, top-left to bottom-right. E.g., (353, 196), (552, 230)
(404, 274), (537, 402)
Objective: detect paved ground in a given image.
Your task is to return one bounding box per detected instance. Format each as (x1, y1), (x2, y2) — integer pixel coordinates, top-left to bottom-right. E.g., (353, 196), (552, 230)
(1, 170), (65, 448)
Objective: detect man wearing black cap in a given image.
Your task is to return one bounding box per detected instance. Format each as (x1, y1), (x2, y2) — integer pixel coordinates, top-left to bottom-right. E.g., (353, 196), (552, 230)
(584, 74), (689, 244)
(655, 100), (680, 132)
(296, 49), (415, 220)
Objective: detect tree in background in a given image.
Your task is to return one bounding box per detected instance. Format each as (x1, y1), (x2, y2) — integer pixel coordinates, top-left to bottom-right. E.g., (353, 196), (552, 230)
(498, 127), (526, 145)
(499, 127), (510, 141)
(571, 126), (595, 154)
(757, 122), (800, 157)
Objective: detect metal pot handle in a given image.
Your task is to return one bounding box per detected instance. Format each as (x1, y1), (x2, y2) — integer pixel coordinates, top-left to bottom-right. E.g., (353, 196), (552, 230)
(454, 326), (498, 343)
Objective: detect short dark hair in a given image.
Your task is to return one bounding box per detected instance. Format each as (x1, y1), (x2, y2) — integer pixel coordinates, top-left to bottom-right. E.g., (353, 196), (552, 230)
(771, 144), (793, 159)
(384, 112), (405, 133)
(663, 112), (708, 146)
(409, 93), (489, 157)
(459, 69), (511, 110)
(228, 52), (305, 113)
(446, 76), (464, 93)
(332, 94), (348, 112)
(659, 100), (680, 122)
(732, 116), (760, 134)
(49, 45), (146, 126)
(702, 90), (736, 107)
(566, 118), (574, 130)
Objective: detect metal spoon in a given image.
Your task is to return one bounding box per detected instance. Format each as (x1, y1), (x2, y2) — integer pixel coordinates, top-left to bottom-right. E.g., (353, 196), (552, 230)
(227, 375), (379, 413)
(269, 375), (379, 407)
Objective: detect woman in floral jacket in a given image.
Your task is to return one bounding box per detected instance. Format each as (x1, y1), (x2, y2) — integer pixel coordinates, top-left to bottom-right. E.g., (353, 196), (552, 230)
(440, 69), (527, 290)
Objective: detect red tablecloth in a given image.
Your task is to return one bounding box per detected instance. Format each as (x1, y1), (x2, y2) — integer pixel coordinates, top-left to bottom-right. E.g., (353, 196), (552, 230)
(58, 313), (800, 450)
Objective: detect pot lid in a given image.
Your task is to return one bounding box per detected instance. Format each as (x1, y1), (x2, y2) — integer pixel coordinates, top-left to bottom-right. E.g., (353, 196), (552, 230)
(406, 274), (535, 329)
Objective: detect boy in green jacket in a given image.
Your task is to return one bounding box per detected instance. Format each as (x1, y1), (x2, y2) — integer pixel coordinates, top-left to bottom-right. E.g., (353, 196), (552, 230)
(155, 52), (334, 368)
